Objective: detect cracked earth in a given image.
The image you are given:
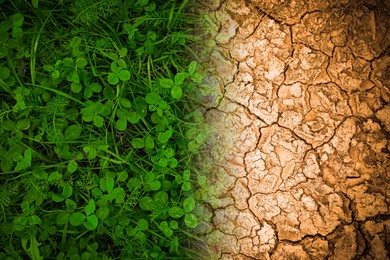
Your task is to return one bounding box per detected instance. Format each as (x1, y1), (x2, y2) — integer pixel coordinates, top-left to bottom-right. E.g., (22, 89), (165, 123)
(195, 0), (390, 259)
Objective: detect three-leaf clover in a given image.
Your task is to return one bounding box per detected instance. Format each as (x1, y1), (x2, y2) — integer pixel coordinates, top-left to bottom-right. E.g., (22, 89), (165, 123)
(107, 49), (131, 85)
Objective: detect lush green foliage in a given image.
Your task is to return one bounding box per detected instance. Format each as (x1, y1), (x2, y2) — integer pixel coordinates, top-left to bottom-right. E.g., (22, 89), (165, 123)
(0, 0), (209, 258)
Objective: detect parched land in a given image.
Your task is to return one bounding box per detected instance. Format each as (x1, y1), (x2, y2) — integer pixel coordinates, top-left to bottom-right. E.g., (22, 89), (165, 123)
(196, 0), (390, 258)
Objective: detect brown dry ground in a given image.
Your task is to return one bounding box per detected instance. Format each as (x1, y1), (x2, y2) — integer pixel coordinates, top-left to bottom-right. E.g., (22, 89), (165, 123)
(194, 0), (390, 259)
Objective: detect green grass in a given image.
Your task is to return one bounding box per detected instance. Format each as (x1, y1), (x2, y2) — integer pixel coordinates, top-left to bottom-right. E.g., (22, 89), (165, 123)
(0, 0), (210, 258)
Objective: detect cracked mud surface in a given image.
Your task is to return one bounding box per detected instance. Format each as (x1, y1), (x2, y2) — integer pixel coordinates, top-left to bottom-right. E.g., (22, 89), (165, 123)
(196, 0), (390, 259)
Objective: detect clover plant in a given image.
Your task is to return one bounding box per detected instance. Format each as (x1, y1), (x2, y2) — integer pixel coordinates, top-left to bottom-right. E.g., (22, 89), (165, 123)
(0, 0), (210, 259)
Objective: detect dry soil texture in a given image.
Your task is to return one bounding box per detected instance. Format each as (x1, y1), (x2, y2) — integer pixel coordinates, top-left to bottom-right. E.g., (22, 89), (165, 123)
(195, 0), (390, 259)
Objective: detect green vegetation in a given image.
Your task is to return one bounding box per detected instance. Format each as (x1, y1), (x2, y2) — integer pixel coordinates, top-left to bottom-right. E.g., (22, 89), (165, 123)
(0, 0), (209, 258)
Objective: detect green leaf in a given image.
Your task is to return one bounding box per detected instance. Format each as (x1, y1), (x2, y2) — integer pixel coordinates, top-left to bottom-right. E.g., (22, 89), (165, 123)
(117, 171), (128, 182)
(43, 65), (54, 72)
(96, 207), (109, 220)
(154, 191), (168, 204)
(183, 170), (190, 181)
(158, 158), (168, 168)
(159, 78), (174, 88)
(111, 61), (122, 73)
(127, 110), (140, 123)
(119, 47), (128, 58)
(188, 140), (199, 152)
(175, 175), (182, 184)
(191, 72), (204, 83)
(138, 0), (148, 6)
(188, 61), (197, 74)
(63, 57), (74, 67)
(66, 199), (77, 212)
(76, 57), (87, 68)
(182, 181), (191, 191)
(184, 213), (198, 228)
(108, 73), (119, 85)
(21, 201), (29, 214)
(168, 206), (184, 219)
(62, 184), (73, 198)
(169, 158), (178, 168)
(83, 88), (92, 98)
(144, 2), (156, 12)
(165, 148), (175, 158)
(70, 212), (85, 226)
(14, 149), (32, 171)
(132, 138), (145, 148)
(116, 108), (129, 119)
(0, 32), (9, 44)
(149, 180), (161, 191)
(195, 132), (206, 144)
(2, 120), (15, 131)
(137, 219), (149, 231)
(170, 241), (181, 257)
(118, 59), (127, 70)
(71, 82), (82, 93)
(0, 67), (10, 80)
(103, 86), (116, 99)
(135, 231), (147, 243)
(71, 70), (80, 83)
(104, 52), (118, 61)
(85, 200), (96, 216)
(48, 171), (62, 183)
(100, 178), (114, 193)
(51, 70), (60, 79)
(119, 98), (131, 108)
(159, 221), (173, 237)
(174, 72), (189, 85)
(16, 118), (31, 130)
(93, 116), (104, 128)
(171, 85), (183, 100)
(1, 156), (13, 172)
(145, 93), (161, 105)
(117, 216), (130, 227)
(87, 147), (97, 160)
(145, 172), (155, 183)
(0, 46), (8, 59)
(145, 136), (154, 149)
(107, 178), (115, 192)
(56, 213), (69, 225)
(158, 127), (173, 144)
(183, 197), (195, 213)
(133, 96), (147, 117)
(52, 193), (65, 203)
(113, 188), (125, 204)
(118, 70), (131, 81)
(0, 21), (11, 32)
(92, 188), (103, 198)
(12, 27), (23, 40)
(139, 196), (155, 211)
(197, 175), (207, 187)
(170, 220), (179, 229)
(28, 215), (41, 225)
(67, 160), (78, 173)
(32, 0), (38, 8)
(116, 118), (127, 131)
(89, 82), (102, 92)
(13, 216), (26, 231)
(5, 76), (15, 87)
(64, 125), (82, 140)
(7, 38), (19, 49)
(11, 14), (24, 27)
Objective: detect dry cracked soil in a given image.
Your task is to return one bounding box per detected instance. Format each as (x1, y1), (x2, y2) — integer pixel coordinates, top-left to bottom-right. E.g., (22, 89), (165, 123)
(194, 0), (390, 259)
